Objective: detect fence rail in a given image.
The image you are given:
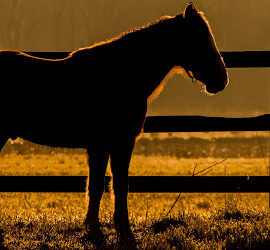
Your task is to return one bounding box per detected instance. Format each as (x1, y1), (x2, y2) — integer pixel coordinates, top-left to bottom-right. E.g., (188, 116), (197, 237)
(0, 176), (269, 193)
(0, 50), (269, 193)
(144, 114), (270, 133)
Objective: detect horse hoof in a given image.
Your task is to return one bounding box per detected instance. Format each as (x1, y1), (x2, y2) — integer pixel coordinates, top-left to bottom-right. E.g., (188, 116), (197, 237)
(119, 227), (133, 238)
(114, 222), (132, 237)
(83, 218), (101, 232)
(81, 227), (104, 245)
(118, 228), (137, 248)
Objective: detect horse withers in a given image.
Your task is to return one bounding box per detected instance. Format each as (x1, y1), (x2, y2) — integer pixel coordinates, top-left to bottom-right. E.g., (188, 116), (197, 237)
(0, 3), (228, 236)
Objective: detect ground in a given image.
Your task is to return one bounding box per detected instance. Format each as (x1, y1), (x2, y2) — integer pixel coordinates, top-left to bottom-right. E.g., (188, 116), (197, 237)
(0, 133), (269, 249)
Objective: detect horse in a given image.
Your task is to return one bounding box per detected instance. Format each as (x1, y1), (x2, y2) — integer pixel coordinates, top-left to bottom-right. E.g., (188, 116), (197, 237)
(0, 3), (228, 236)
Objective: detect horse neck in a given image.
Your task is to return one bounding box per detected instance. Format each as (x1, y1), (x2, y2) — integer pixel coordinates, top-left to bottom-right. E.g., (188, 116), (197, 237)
(126, 15), (187, 100)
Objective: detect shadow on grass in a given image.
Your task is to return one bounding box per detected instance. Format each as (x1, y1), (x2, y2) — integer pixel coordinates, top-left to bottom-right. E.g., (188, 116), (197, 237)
(151, 217), (186, 233)
(57, 226), (84, 234)
(80, 228), (106, 247)
(80, 226), (137, 249)
(114, 234), (137, 250)
(225, 236), (270, 250)
(0, 229), (8, 250)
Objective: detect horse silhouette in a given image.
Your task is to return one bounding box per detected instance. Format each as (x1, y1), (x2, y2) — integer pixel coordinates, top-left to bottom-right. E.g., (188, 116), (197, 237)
(0, 3), (228, 236)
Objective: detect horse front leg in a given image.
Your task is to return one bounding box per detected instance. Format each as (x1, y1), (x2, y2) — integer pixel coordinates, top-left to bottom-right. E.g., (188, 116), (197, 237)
(110, 137), (135, 236)
(84, 146), (109, 231)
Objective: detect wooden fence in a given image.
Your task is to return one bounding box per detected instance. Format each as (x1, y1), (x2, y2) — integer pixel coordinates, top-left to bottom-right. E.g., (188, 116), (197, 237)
(0, 51), (269, 193)
(0, 176), (270, 193)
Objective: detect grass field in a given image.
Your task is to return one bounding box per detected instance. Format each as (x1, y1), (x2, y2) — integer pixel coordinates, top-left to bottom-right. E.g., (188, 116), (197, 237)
(0, 135), (269, 249)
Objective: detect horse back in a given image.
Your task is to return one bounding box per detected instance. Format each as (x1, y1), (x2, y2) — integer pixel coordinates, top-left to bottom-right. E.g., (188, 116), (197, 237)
(0, 49), (147, 146)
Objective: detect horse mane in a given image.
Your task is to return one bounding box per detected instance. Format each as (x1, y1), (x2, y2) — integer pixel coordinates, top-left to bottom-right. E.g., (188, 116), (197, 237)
(72, 10), (213, 54)
(71, 15), (174, 56)
(6, 15), (176, 63)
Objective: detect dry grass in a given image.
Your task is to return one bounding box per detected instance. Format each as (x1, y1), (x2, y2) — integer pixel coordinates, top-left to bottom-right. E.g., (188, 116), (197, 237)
(0, 192), (269, 249)
(0, 153), (268, 177)
(0, 135), (269, 248)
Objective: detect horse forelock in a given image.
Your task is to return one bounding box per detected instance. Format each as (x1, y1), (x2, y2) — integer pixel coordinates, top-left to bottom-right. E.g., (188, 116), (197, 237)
(197, 11), (213, 34)
(187, 10), (217, 48)
(198, 11), (222, 59)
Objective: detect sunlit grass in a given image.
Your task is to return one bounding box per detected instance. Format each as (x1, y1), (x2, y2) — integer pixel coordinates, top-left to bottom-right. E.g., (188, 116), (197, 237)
(0, 153), (88, 176)
(0, 154), (269, 218)
(0, 153), (268, 177)
(129, 156), (269, 176)
(0, 139), (269, 248)
(0, 193), (269, 248)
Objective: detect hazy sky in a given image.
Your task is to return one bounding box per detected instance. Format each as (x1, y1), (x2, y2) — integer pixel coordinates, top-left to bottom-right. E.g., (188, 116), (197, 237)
(0, 0), (269, 116)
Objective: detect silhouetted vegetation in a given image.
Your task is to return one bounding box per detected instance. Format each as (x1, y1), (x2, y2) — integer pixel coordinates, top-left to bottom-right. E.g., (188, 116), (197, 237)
(2, 136), (268, 158)
(134, 136), (269, 158)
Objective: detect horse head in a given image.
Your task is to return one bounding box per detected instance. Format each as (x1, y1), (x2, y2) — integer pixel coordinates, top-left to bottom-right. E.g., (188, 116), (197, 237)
(181, 3), (229, 94)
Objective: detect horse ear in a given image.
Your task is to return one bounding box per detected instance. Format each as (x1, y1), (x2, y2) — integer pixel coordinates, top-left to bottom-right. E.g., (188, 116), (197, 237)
(183, 2), (198, 19)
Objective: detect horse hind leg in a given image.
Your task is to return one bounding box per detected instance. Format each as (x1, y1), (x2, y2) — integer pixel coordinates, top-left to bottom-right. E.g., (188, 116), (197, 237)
(84, 146), (109, 231)
(110, 137), (135, 236)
